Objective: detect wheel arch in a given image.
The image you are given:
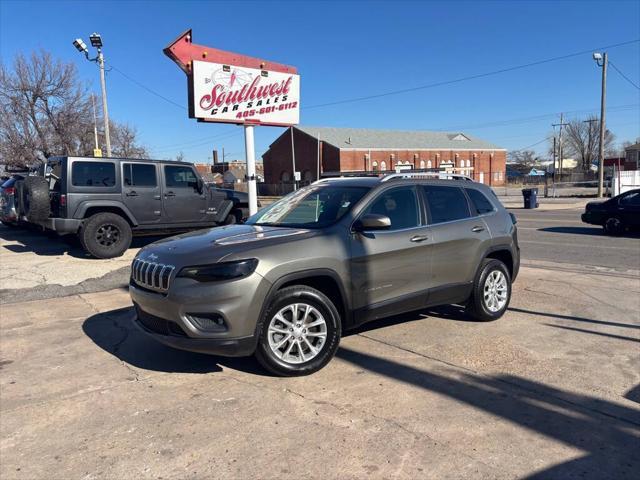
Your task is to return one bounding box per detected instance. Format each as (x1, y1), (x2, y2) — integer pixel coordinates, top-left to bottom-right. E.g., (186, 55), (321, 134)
(259, 269), (352, 333)
(74, 201), (138, 226)
(483, 246), (514, 279)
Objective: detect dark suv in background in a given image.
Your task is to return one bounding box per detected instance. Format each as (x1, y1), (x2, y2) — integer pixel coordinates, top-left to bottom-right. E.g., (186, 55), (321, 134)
(130, 173), (520, 376)
(13, 156), (251, 258)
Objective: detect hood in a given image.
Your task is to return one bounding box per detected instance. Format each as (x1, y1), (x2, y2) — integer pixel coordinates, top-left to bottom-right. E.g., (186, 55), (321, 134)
(585, 200), (609, 210)
(136, 224), (312, 267)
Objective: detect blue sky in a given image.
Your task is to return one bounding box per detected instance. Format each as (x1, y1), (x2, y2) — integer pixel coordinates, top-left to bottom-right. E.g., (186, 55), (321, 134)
(1, 0), (639, 162)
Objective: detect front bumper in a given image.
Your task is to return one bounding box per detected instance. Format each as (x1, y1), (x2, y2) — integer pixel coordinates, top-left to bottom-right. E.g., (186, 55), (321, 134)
(581, 212), (602, 226)
(129, 271), (272, 357)
(132, 308), (256, 356)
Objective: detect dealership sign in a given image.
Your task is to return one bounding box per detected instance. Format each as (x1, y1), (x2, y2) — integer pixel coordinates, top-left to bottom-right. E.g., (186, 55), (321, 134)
(163, 29), (299, 127)
(192, 61), (299, 126)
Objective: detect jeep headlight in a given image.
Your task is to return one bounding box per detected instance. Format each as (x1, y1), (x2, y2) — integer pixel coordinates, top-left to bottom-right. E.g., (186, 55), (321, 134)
(177, 259), (258, 282)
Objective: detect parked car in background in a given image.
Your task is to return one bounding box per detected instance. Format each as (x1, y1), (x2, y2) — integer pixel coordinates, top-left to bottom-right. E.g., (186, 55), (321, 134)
(581, 188), (640, 235)
(14, 156), (252, 258)
(0, 174), (25, 226)
(130, 172), (520, 376)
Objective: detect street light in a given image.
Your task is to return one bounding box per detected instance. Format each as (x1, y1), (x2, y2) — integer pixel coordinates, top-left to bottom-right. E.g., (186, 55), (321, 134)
(72, 33), (111, 157)
(592, 51), (607, 198)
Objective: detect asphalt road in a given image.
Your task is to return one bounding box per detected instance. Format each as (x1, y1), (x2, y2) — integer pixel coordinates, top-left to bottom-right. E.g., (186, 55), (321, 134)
(510, 207), (640, 272)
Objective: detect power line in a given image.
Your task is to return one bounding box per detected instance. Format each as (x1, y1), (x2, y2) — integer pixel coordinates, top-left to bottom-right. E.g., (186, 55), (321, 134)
(304, 38), (640, 110)
(608, 61), (640, 90)
(154, 129), (241, 150)
(108, 63), (186, 110)
(511, 138), (550, 152)
(433, 103), (638, 131)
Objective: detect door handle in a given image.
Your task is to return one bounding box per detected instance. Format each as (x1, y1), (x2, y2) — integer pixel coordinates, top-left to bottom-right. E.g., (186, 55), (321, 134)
(410, 235), (429, 243)
(471, 225), (485, 232)
(165, 191), (176, 197)
(125, 191), (138, 197)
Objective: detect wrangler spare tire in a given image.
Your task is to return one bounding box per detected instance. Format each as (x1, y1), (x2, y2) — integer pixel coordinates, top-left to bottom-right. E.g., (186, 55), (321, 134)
(22, 176), (51, 222)
(14, 180), (25, 217)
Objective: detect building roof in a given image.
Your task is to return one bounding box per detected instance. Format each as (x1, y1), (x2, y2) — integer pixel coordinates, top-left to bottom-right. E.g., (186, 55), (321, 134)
(625, 143), (640, 151)
(294, 126), (504, 151)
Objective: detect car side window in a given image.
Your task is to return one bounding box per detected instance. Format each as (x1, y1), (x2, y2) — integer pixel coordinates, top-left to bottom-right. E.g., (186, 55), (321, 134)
(164, 166), (198, 189)
(72, 161), (116, 187)
(361, 187), (419, 230)
(423, 186), (471, 224)
(466, 188), (495, 215)
(620, 192), (640, 206)
(124, 164), (157, 187)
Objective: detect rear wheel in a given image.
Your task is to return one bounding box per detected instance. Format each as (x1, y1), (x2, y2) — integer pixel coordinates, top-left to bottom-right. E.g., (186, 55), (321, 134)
(255, 286), (341, 376)
(603, 217), (624, 236)
(79, 212), (132, 258)
(466, 259), (511, 321)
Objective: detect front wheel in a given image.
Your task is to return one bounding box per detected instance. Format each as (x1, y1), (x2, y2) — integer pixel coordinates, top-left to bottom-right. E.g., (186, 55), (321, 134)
(79, 212), (132, 258)
(466, 259), (512, 321)
(604, 217), (624, 236)
(255, 286), (341, 376)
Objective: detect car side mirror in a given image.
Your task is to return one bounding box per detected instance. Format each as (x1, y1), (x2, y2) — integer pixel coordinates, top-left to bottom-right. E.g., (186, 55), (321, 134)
(354, 213), (391, 231)
(196, 178), (204, 194)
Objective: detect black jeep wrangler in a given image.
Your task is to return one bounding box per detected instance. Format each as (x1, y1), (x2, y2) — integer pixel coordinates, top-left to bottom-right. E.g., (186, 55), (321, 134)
(15, 156), (251, 258)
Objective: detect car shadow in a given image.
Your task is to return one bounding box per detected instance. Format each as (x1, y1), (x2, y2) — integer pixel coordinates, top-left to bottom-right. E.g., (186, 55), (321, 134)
(82, 306), (268, 376)
(336, 347), (640, 479)
(539, 226), (640, 238)
(0, 225), (170, 258)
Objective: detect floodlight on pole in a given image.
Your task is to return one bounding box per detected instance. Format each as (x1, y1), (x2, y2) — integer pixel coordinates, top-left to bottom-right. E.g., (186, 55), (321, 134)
(89, 33), (103, 48)
(72, 32), (111, 157)
(73, 38), (88, 54)
(592, 51), (607, 198)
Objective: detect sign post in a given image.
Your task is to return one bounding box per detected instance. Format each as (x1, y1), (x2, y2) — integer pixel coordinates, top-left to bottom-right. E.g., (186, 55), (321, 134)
(163, 29), (300, 216)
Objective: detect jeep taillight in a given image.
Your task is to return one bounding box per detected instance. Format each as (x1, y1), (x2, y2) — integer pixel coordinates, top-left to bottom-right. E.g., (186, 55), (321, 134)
(4, 187), (15, 195)
(59, 194), (67, 207)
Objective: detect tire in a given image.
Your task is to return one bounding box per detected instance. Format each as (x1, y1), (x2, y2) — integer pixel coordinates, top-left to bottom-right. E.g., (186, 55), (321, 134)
(79, 212), (132, 259)
(603, 217), (624, 236)
(466, 259), (512, 322)
(255, 286), (342, 376)
(14, 180), (25, 217)
(223, 212), (237, 225)
(22, 176), (51, 222)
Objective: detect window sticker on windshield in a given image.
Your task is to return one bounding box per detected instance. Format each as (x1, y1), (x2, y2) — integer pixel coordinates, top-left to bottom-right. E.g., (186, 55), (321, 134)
(342, 201), (351, 208)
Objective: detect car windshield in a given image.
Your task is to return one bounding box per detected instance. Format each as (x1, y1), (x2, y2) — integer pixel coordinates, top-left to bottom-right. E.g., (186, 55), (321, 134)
(246, 184), (369, 229)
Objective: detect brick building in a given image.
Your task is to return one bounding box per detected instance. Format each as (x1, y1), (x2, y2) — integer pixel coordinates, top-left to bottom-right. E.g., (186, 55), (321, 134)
(262, 126), (507, 186)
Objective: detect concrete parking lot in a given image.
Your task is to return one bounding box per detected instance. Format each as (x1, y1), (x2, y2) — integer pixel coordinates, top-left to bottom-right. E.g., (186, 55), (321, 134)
(1, 208), (639, 479)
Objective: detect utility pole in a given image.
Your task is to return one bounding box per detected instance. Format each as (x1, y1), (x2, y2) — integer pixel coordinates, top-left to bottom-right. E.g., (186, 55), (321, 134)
(583, 118), (598, 171)
(91, 94), (100, 154)
(72, 34), (111, 157)
(97, 49), (112, 157)
(552, 136), (557, 197)
(596, 52), (608, 198)
(552, 113), (569, 179)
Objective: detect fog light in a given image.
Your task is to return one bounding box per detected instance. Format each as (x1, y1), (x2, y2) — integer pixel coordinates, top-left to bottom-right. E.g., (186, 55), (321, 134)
(185, 313), (227, 332)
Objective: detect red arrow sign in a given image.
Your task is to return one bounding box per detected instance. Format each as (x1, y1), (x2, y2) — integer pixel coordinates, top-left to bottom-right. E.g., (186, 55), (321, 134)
(163, 29), (298, 75)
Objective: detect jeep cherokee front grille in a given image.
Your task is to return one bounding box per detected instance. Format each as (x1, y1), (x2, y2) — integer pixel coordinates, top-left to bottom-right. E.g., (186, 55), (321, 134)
(131, 258), (175, 292)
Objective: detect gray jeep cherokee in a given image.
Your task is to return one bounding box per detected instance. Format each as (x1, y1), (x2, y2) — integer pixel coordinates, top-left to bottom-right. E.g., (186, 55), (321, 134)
(130, 174), (519, 376)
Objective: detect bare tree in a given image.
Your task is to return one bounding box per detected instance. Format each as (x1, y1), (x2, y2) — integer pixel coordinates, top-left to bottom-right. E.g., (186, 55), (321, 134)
(0, 50), (148, 166)
(175, 151), (185, 162)
(109, 122), (148, 158)
(563, 116), (615, 171)
(508, 149), (540, 167)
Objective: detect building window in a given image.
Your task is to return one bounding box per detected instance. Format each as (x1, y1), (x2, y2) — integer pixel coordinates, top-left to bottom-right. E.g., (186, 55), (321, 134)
(381, 161), (387, 171)
(372, 161), (378, 171)
(427, 160), (432, 169)
(420, 160), (426, 169)
(466, 160), (471, 168)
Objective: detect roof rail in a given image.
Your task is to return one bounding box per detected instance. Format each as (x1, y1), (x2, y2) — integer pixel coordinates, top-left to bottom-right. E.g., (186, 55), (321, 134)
(380, 172), (474, 182)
